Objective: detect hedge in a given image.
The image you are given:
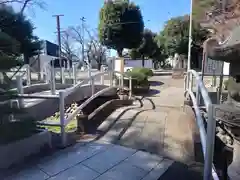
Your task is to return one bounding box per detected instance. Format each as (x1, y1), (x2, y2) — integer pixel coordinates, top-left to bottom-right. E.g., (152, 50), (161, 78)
(131, 67), (153, 77)
(124, 68), (151, 93)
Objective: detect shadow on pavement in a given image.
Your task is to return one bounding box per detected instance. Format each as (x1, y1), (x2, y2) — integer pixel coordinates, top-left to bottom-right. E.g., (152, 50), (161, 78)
(159, 162), (203, 180)
(147, 89), (161, 96)
(116, 97), (156, 142)
(149, 81), (164, 86)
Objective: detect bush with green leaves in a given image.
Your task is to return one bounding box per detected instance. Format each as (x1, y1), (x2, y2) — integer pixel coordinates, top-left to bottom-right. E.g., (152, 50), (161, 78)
(126, 70), (147, 83)
(131, 67), (153, 77)
(125, 69), (150, 93)
(0, 118), (38, 145)
(0, 5), (42, 144)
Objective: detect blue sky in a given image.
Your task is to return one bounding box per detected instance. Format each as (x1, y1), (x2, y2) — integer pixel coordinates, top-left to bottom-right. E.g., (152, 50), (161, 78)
(23, 0), (191, 43)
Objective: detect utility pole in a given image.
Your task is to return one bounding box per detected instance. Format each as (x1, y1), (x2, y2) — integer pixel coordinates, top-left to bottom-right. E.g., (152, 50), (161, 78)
(53, 14), (64, 83)
(80, 17), (91, 78)
(187, 0), (193, 71)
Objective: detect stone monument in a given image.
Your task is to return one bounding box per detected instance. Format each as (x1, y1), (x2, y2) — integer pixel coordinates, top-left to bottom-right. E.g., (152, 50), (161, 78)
(172, 53), (186, 79)
(207, 26), (240, 180)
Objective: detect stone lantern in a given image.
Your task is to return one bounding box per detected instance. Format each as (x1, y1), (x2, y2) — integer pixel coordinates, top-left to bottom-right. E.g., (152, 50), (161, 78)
(207, 26), (240, 180)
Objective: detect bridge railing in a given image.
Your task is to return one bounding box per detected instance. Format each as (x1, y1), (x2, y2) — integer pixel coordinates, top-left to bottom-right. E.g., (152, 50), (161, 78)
(14, 69), (132, 146)
(58, 70), (132, 146)
(184, 70), (219, 180)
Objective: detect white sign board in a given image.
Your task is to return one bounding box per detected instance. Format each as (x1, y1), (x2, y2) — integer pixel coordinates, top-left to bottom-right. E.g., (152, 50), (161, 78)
(204, 58), (224, 75)
(124, 59), (153, 69)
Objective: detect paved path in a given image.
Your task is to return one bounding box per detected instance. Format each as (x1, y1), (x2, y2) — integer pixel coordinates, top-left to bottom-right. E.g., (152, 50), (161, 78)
(3, 141), (174, 180)
(2, 76), (202, 180)
(99, 76), (196, 164)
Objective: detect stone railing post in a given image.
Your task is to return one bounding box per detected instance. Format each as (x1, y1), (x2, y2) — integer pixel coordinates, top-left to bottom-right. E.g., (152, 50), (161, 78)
(91, 77), (95, 96)
(100, 66), (104, 85)
(16, 76), (24, 108)
(129, 76), (132, 97)
(59, 91), (66, 147)
(72, 64), (77, 85)
(26, 64), (31, 86)
(109, 71), (113, 87)
(50, 65), (56, 95)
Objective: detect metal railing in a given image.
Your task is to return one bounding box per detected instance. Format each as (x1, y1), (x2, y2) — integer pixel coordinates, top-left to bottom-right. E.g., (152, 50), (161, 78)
(14, 68), (132, 147)
(58, 70), (131, 146)
(184, 70), (219, 180)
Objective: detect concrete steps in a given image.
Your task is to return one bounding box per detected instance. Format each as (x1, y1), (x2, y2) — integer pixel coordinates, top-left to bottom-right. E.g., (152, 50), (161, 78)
(97, 101), (143, 144)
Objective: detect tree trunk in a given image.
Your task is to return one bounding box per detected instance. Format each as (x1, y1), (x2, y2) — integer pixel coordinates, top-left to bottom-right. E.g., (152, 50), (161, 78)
(117, 48), (123, 57)
(24, 54), (29, 64)
(142, 55), (145, 67)
(97, 63), (101, 71)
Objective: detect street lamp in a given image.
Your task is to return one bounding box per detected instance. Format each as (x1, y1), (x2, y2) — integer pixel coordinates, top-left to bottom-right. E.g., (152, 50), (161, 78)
(187, 0), (193, 71)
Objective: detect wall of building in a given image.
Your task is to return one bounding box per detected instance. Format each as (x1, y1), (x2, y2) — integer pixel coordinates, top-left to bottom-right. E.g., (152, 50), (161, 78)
(114, 59), (153, 72)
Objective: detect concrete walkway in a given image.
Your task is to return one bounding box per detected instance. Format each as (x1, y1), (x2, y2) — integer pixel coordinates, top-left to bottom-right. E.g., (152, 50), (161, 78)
(2, 76), (200, 180)
(99, 76), (196, 164)
(3, 141), (174, 180)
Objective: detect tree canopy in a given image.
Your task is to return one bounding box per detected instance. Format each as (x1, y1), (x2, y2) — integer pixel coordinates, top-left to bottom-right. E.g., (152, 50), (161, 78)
(192, 0), (215, 20)
(98, 0), (144, 56)
(0, 5), (42, 64)
(130, 29), (164, 66)
(156, 15), (209, 68)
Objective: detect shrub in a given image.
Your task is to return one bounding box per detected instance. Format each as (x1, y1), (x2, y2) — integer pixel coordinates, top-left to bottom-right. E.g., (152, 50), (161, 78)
(131, 67), (153, 77)
(125, 70), (149, 93)
(126, 70), (147, 83)
(0, 118), (38, 145)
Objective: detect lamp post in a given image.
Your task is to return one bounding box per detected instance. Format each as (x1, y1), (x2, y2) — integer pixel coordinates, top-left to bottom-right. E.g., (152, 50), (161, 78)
(187, 0), (193, 71)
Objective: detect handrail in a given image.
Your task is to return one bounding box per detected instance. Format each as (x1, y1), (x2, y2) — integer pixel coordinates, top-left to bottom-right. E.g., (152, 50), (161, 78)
(185, 69), (219, 180)
(65, 86), (118, 125)
(55, 70), (129, 146)
(63, 71), (108, 98)
(13, 69), (129, 147)
(188, 70), (212, 110)
(63, 70), (125, 98)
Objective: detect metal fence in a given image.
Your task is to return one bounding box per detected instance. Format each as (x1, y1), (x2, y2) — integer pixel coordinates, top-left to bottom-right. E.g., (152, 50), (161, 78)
(184, 70), (220, 180)
(15, 69), (132, 147)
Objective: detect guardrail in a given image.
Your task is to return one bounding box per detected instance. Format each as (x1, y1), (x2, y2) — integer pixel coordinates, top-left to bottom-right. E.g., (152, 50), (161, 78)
(184, 70), (219, 180)
(58, 70), (131, 146)
(14, 69), (132, 147)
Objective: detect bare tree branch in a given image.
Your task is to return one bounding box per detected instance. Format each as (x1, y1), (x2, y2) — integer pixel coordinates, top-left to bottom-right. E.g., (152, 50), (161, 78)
(68, 26), (84, 45)
(65, 25), (108, 69)
(61, 30), (80, 64)
(85, 29), (108, 70)
(0, 0), (46, 15)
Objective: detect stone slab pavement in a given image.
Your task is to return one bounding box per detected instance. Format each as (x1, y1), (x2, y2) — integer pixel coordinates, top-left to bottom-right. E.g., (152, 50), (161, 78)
(3, 141), (174, 180)
(2, 76), (202, 180)
(117, 76), (197, 164)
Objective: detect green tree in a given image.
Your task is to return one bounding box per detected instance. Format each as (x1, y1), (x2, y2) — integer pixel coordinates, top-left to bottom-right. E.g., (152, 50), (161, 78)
(98, 0), (144, 56)
(130, 29), (163, 67)
(0, 30), (23, 121)
(157, 15), (209, 68)
(192, 0), (215, 20)
(0, 6), (42, 64)
(129, 48), (141, 59)
(0, 31), (22, 72)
